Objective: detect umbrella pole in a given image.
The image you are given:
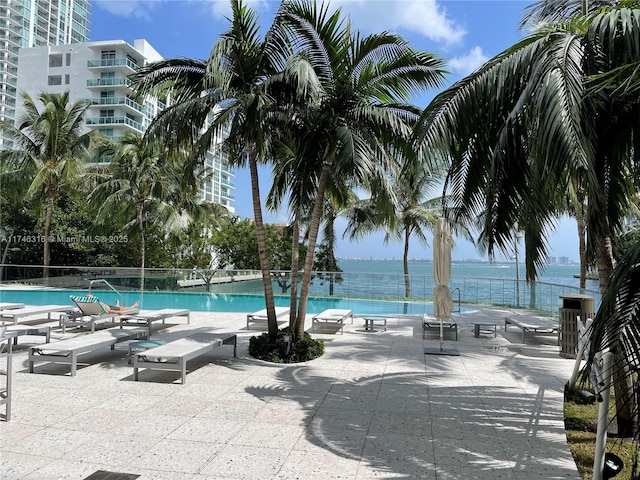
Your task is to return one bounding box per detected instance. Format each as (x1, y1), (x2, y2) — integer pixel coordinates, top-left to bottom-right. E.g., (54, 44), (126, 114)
(439, 319), (444, 351)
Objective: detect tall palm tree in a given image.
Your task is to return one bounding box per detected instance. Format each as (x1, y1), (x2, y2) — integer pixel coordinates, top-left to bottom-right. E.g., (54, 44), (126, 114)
(0, 92), (97, 276)
(414, 0), (640, 434)
(277, 0), (447, 338)
(89, 133), (185, 290)
(345, 163), (443, 298)
(130, 0), (305, 339)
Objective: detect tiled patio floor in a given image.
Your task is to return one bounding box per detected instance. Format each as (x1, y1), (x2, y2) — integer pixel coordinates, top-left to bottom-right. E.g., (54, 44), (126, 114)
(1, 306), (581, 479)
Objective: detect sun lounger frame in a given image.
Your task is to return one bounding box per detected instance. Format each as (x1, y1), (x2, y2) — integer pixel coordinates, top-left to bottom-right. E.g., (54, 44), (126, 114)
(62, 297), (142, 333)
(0, 303), (25, 311)
(120, 308), (190, 338)
(423, 316), (458, 340)
(60, 309), (124, 333)
(1, 332), (15, 421)
(133, 332), (237, 384)
(1, 305), (75, 325)
(2, 325), (50, 345)
(312, 309), (353, 334)
(504, 315), (559, 343)
(29, 327), (147, 376)
(246, 307), (290, 330)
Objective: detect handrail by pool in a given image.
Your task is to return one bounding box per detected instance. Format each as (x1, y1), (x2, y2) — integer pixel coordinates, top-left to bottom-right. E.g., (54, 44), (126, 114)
(88, 279), (122, 298)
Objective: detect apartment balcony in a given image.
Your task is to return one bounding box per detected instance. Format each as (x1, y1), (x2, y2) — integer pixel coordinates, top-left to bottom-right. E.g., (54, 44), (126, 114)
(87, 58), (139, 72)
(0, 65), (18, 76)
(1, 14), (29, 28)
(219, 164), (234, 175)
(6, 35), (27, 49)
(0, 45), (20, 56)
(220, 191), (235, 201)
(0, 97), (16, 108)
(88, 97), (147, 116)
(7, 24), (28, 37)
(86, 77), (134, 89)
(2, 3), (29, 18)
(85, 116), (144, 133)
(221, 178), (235, 189)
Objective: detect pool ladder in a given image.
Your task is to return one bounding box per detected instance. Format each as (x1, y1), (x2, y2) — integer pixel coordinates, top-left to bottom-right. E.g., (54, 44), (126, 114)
(88, 279), (122, 298)
(452, 287), (461, 313)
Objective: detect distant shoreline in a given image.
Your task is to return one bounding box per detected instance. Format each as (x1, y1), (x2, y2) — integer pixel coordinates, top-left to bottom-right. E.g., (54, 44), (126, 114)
(338, 258), (580, 266)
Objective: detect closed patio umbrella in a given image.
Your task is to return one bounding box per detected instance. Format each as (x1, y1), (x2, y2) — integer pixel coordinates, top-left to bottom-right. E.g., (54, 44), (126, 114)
(426, 218), (458, 355)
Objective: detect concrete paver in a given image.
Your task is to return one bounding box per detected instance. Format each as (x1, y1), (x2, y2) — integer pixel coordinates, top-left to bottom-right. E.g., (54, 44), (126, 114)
(1, 306), (581, 479)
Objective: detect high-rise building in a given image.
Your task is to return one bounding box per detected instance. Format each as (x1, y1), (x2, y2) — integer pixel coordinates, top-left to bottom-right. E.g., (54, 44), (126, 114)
(0, 0), (90, 138)
(15, 39), (235, 211)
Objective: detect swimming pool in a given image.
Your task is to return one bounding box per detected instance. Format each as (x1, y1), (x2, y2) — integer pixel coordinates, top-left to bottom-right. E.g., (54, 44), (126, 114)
(0, 288), (462, 316)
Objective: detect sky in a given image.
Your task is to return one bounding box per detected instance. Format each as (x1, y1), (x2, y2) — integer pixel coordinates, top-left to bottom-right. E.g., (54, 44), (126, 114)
(89, 0), (578, 262)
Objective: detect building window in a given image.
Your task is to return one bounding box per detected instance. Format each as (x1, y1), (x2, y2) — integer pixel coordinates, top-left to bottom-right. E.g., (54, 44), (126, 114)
(101, 50), (116, 60)
(47, 76), (62, 86)
(48, 54), (63, 68)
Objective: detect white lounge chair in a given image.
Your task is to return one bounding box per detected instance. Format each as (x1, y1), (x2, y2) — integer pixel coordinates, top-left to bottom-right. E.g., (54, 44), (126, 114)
(2, 325), (50, 345)
(423, 315), (458, 340)
(120, 308), (190, 338)
(29, 327), (147, 376)
(61, 296), (139, 333)
(246, 307), (290, 330)
(0, 304), (75, 325)
(504, 314), (558, 343)
(312, 309), (353, 334)
(0, 303), (25, 310)
(133, 331), (237, 384)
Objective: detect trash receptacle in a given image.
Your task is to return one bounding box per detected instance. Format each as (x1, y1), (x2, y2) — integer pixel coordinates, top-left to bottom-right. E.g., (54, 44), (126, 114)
(559, 294), (595, 358)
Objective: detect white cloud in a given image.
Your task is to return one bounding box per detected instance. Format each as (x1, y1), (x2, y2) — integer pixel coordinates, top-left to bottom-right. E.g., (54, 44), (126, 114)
(448, 46), (488, 76)
(330, 0), (466, 45)
(93, 0), (166, 19)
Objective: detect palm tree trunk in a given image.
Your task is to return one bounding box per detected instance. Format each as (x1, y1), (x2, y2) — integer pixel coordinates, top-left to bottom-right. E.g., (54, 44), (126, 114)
(248, 151), (278, 339)
(326, 212), (337, 297)
(403, 225), (411, 298)
(138, 204), (146, 292)
(577, 208), (588, 290)
(289, 209), (302, 339)
(42, 195), (54, 279)
(296, 158), (333, 330)
(597, 227), (636, 436)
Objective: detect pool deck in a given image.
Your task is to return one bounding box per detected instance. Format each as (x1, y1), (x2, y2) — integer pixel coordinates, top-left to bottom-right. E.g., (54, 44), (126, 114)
(1, 306), (581, 479)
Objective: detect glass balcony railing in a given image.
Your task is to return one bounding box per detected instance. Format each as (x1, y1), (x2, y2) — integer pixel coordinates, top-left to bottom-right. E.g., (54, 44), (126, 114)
(87, 58), (139, 70)
(85, 116), (143, 131)
(86, 77), (134, 88)
(88, 97), (146, 114)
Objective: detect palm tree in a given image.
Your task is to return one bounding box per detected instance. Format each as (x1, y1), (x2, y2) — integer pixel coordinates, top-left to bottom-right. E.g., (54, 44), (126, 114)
(414, 0), (640, 434)
(89, 133), (186, 290)
(276, 0), (447, 338)
(345, 161), (444, 298)
(130, 0), (304, 339)
(0, 92), (97, 276)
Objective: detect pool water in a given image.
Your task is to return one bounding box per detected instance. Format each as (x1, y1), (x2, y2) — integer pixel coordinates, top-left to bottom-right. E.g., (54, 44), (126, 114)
(0, 289), (455, 316)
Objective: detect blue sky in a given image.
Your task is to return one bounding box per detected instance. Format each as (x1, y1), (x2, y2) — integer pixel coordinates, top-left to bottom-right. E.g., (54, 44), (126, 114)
(90, 0), (578, 262)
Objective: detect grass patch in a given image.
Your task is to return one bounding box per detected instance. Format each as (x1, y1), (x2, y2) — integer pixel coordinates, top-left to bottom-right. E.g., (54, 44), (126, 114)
(249, 328), (325, 363)
(565, 388), (639, 479)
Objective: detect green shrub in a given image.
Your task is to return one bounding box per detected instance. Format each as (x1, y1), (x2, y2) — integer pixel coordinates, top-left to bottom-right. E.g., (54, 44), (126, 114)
(249, 328), (324, 363)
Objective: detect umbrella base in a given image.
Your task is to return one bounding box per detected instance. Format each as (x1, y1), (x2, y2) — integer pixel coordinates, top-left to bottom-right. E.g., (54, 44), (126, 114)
(424, 347), (460, 356)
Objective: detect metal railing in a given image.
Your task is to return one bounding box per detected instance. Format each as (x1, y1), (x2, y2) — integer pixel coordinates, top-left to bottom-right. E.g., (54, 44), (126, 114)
(0, 264), (600, 315)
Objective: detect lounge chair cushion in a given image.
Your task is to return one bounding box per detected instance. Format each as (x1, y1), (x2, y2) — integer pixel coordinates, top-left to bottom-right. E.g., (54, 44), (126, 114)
(70, 295), (107, 316)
